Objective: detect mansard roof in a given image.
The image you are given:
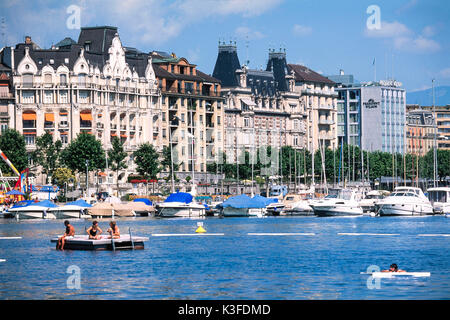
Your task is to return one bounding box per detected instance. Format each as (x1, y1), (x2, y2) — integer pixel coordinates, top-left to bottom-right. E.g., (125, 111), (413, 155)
(212, 44), (241, 87)
(77, 26), (118, 54)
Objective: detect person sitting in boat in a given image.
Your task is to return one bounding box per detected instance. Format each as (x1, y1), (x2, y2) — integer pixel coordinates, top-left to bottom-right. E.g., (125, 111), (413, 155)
(57, 220), (75, 250)
(107, 221), (120, 239)
(382, 263), (406, 272)
(86, 220), (103, 240)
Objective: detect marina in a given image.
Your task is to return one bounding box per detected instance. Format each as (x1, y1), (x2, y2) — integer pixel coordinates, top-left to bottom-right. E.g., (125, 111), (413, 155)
(0, 215), (449, 300)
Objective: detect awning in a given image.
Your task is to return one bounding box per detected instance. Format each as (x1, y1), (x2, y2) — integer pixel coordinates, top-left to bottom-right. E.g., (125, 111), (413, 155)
(241, 98), (256, 107)
(22, 113), (36, 121)
(80, 113), (93, 121)
(98, 172), (107, 176)
(120, 134), (127, 138)
(111, 133), (117, 137)
(23, 131), (36, 135)
(45, 113), (54, 122)
(60, 132), (68, 135)
(59, 111), (68, 115)
(98, 114), (102, 118)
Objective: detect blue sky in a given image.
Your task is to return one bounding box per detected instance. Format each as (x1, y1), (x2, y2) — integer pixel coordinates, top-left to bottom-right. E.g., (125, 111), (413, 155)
(1, 0), (449, 93)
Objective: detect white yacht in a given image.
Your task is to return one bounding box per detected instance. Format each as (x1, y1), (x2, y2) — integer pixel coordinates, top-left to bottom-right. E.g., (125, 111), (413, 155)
(279, 194), (314, 216)
(376, 187), (434, 216)
(359, 190), (390, 213)
(426, 187), (450, 214)
(156, 191), (206, 218)
(310, 189), (363, 217)
(8, 200), (58, 220)
(49, 199), (92, 219)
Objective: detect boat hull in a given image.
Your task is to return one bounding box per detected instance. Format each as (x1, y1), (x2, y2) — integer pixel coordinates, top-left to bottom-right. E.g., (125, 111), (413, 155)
(221, 207), (249, 217)
(377, 203), (434, 216)
(15, 211), (56, 219)
(313, 205), (363, 217)
(157, 205), (205, 218)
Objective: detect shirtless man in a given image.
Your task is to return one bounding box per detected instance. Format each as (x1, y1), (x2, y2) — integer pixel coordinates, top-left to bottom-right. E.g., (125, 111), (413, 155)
(57, 220), (75, 250)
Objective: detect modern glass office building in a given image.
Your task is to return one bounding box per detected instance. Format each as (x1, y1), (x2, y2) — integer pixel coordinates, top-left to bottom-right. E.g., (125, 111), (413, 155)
(330, 73), (406, 154)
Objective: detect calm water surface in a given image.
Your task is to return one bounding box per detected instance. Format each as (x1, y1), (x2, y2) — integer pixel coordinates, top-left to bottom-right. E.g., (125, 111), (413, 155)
(0, 216), (449, 299)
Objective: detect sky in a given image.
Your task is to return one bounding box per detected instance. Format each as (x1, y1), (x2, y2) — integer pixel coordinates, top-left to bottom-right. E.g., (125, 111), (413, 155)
(1, 0), (449, 93)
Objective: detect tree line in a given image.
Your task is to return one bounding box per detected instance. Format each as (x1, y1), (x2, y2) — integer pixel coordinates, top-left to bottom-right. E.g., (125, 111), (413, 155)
(0, 128), (448, 191)
(0, 129), (174, 191)
(206, 145), (450, 184)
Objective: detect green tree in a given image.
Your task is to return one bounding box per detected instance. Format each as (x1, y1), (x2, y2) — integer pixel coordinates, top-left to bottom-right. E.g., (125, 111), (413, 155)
(161, 145), (179, 181)
(60, 132), (106, 173)
(133, 143), (160, 180)
(0, 129), (28, 175)
(32, 132), (62, 183)
(108, 136), (128, 192)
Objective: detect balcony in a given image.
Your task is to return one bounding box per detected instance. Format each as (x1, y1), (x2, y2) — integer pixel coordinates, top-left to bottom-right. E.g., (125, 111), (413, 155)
(97, 123), (104, 129)
(120, 125), (127, 130)
(129, 125), (136, 131)
(110, 124), (117, 130)
(318, 105), (335, 111)
(319, 119), (335, 125)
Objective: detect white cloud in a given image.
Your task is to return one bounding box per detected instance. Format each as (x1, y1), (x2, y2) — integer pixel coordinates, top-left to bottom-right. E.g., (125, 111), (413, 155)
(365, 20), (441, 54)
(421, 25), (435, 37)
(292, 24), (312, 37)
(235, 26), (265, 40)
(365, 21), (412, 38)
(439, 68), (450, 78)
(394, 36), (441, 53)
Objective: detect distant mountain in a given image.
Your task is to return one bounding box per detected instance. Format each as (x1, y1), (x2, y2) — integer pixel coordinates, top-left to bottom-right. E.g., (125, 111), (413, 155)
(407, 86), (450, 106)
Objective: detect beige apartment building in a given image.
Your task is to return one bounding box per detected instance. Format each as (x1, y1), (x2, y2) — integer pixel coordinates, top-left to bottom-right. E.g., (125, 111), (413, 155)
(288, 64), (338, 151)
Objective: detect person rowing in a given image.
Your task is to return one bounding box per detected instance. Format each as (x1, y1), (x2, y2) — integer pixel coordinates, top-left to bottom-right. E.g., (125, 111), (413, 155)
(381, 263), (406, 272)
(86, 220), (103, 240)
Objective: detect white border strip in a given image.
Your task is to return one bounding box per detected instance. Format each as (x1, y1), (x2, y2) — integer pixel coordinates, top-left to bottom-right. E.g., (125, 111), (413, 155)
(151, 233), (225, 237)
(248, 233), (315, 236)
(0, 237), (22, 240)
(338, 233), (400, 236)
(418, 234), (450, 237)
(0, 259), (5, 262)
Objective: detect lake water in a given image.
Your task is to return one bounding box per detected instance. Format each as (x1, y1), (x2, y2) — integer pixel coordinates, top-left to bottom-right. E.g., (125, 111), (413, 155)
(0, 216), (449, 300)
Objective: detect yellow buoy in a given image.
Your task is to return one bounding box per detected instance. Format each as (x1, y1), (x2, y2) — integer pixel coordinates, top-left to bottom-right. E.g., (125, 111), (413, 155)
(195, 222), (206, 233)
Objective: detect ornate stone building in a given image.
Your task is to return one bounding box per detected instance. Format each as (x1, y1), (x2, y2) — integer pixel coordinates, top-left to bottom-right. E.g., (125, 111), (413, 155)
(1, 27), (160, 192)
(212, 43), (307, 167)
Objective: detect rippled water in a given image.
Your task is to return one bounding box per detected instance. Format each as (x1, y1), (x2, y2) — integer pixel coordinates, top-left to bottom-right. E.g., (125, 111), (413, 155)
(0, 216), (449, 299)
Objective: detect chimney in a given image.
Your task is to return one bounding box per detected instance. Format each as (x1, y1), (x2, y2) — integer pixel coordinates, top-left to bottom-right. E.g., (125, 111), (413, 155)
(25, 36), (32, 44)
(339, 69), (344, 75)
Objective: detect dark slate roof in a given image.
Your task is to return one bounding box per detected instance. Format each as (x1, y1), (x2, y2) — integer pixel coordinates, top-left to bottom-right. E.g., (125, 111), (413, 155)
(247, 69), (277, 97)
(77, 26), (118, 54)
(288, 64), (335, 85)
(266, 52), (288, 92)
(212, 45), (241, 87)
(153, 64), (221, 83)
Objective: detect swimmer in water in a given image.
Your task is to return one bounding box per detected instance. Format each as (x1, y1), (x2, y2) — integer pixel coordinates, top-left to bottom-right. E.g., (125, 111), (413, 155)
(381, 263), (406, 272)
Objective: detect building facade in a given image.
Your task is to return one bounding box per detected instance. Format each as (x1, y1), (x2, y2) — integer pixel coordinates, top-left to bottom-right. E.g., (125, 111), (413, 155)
(212, 44), (307, 168)
(288, 64), (338, 151)
(407, 104), (450, 151)
(330, 74), (406, 154)
(405, 109), (437, 156)
(151, 51), (224, 179)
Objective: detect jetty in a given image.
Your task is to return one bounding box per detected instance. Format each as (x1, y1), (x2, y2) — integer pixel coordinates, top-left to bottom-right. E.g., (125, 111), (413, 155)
(50, 234), (149, 251)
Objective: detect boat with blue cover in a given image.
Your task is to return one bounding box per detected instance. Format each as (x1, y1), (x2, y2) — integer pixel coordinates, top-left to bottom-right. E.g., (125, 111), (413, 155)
(217, 194), (269, 217)
(8, 200), (58, 219)
(156, 192), (206, 217)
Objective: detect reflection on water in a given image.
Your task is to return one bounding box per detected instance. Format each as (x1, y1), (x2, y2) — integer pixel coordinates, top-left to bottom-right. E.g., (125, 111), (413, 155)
(0, 216), (449, 299)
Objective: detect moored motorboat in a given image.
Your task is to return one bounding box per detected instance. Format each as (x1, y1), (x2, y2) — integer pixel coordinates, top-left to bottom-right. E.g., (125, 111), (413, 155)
(156, 192), (205, 218)
(8, 200), (58, 219)
(376, 187), (434, 216)
(359, 190), (390, 213)
(311, 189), (363, 217)
(49, 199), (92, 219)
(426, 187), (450, 214)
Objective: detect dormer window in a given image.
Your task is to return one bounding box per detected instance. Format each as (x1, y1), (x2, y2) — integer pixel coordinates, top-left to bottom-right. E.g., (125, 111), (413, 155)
(84, 41), (91, 52)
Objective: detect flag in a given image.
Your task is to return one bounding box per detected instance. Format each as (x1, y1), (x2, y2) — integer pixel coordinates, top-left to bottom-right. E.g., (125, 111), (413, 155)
(373, 58), (376, 65)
